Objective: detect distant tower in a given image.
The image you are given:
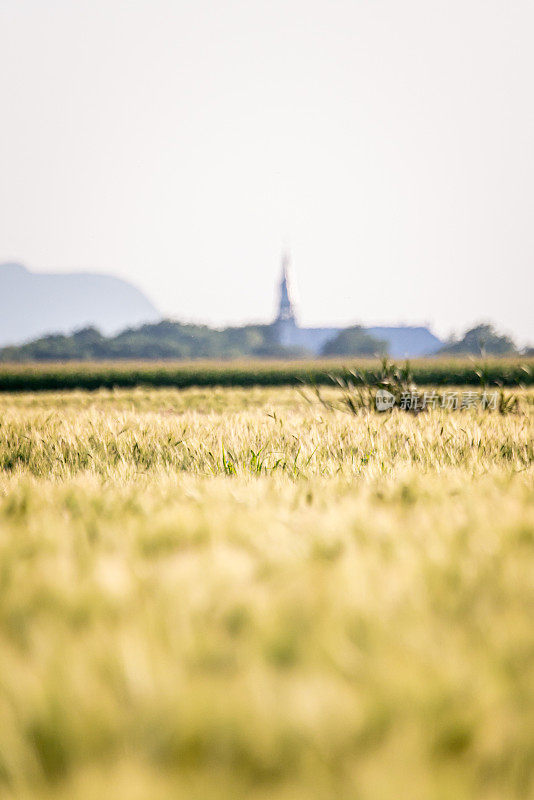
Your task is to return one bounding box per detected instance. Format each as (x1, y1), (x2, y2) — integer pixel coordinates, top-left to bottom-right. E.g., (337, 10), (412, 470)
(273, 252), (298, 346)
(277, 252), (297, 323)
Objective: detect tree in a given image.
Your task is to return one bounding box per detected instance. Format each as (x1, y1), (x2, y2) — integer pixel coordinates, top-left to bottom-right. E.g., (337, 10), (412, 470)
(438, 324), (517, 356)
(321, 326), (387, 357)
(0, 320), (311, 361)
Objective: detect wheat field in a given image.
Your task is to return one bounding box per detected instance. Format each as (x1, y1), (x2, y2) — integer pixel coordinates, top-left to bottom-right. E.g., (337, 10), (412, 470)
(0, 387), (533, 800)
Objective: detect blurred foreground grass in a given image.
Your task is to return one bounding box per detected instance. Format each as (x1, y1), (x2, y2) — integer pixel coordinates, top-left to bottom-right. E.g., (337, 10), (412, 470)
(0, 387), (533, 800)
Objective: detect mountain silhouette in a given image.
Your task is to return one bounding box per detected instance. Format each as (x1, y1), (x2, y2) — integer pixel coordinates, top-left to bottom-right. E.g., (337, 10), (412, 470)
(0, 263), (160, 346)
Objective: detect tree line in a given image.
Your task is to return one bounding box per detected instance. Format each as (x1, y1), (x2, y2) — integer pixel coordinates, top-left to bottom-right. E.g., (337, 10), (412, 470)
(0, 321), (525, 362)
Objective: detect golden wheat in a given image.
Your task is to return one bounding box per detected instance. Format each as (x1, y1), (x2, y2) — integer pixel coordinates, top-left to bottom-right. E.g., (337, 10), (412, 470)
(0, 387), (532, 800)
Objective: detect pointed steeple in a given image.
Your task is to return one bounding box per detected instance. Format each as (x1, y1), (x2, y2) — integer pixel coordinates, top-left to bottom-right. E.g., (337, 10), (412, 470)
(277, 251), (296, 323)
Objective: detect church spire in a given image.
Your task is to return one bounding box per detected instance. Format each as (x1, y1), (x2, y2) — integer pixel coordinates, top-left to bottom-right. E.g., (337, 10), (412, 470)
(277, 251), (296, 323)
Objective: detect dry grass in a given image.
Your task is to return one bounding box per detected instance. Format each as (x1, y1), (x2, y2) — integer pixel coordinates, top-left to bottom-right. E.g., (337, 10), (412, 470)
(0, 387), (533, 800)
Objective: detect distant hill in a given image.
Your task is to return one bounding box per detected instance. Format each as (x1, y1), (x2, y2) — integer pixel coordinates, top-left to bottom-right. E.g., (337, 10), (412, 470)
(0, 263), (160, 346)
(0, 262), (445, 357)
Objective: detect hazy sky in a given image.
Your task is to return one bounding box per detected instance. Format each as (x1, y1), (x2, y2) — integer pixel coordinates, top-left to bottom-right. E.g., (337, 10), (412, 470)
(1, 0), (533, 343)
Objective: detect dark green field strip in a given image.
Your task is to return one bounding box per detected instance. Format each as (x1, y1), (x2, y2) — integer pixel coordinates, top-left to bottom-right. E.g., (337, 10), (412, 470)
(0, 359), (532, 391)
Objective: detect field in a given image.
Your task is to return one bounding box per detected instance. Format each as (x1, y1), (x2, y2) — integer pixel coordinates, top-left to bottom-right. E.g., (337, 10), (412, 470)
(0, 356), (532, 391)
(0, 386), (533, 800)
